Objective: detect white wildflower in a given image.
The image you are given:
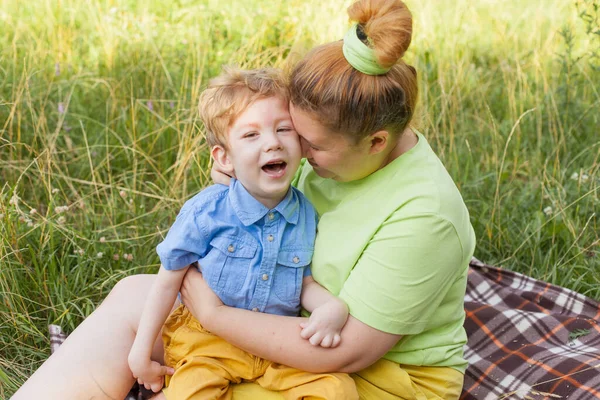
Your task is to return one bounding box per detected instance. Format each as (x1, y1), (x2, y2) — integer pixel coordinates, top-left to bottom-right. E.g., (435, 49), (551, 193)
(57, 216), (66, 224)
(99, 236), (106, 243)
(570, 172), (579, 180)
(52, 188), (60, 194)
(543, 206), (553, 216)
(27, 221), (34, 227)
(119, 190), (127, 198)
(30, 208), (37, 215)
(97, 252), (104, 258)
(9, 194), (19, 206)
(113, 254), (120, 261)
(581, 173), (589, 183)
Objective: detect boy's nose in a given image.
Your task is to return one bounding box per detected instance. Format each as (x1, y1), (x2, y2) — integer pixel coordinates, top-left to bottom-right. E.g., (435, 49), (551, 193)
(264, 132), (283, 151)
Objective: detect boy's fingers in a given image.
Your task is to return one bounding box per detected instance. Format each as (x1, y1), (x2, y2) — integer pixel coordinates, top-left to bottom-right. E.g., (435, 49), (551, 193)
(150, 378), (164, 393)
(321, 335), (333, 348)
(309, 332), (324, 346)
(162, 366), (175, 376)
(332, 334), (341, 348)
(300, 324), (316, 339)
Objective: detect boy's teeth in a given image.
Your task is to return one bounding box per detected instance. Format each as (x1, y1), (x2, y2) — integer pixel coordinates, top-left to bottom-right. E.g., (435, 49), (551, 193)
(262, 162), (286, 173)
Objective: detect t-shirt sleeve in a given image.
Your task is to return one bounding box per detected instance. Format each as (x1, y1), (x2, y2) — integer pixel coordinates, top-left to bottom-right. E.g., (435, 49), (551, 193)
(338, 211), (464, 335)
(156, 205), (209, 271)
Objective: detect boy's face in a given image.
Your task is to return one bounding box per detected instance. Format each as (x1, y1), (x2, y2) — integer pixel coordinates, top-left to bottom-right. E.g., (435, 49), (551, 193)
(214, 96), (301, 208)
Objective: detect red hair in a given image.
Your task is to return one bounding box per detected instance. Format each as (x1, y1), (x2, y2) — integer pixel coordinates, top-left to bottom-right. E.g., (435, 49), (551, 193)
(290, 0), (417, 142)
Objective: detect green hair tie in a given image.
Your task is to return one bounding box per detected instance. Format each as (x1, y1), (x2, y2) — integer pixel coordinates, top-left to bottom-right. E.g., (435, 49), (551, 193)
(342, 23), (391, 75)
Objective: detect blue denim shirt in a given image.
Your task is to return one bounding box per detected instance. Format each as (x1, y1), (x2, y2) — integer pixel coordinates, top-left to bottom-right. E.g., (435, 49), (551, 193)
(156, 179), (317, 316)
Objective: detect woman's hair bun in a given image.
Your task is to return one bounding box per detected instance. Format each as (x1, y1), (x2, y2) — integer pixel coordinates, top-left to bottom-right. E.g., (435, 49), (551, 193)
(347, 0), (413, 68)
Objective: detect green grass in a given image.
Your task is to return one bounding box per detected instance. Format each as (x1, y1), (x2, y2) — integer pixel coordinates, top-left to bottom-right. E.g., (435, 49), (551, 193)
(1, 0), (599, 396)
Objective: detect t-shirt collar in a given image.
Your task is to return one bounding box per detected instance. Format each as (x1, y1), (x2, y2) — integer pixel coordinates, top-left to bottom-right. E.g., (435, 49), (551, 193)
(229, 178), (299, 226)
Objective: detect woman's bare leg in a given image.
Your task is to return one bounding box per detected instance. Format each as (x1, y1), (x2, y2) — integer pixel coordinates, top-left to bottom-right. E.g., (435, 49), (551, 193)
(12, 274), (173, 400)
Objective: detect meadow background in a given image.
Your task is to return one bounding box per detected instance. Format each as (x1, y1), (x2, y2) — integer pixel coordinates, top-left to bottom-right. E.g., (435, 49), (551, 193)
(1, 0), (599, 396)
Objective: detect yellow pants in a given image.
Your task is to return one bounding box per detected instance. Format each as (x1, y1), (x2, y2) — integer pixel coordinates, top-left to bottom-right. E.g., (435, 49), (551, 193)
(233, 360), (464, 400)
(163, 305), (358, 400)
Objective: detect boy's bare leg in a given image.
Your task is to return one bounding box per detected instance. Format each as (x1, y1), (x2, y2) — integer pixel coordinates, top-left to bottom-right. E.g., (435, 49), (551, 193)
(12, 274), (173, 400)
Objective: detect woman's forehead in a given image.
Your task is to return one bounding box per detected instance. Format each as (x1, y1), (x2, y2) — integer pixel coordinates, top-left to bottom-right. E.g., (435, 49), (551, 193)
(289, 104), (330, 141)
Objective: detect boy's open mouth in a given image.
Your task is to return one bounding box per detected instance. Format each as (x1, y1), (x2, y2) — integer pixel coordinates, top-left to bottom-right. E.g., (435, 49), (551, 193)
(261, 160), (287, 177)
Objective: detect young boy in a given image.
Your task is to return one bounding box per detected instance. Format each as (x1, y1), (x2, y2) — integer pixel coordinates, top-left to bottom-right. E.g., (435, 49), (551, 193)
(128, 67), (357, 400)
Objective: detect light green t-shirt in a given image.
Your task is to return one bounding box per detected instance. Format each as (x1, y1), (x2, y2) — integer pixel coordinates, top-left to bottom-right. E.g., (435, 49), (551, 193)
(294, 132), (476, 373)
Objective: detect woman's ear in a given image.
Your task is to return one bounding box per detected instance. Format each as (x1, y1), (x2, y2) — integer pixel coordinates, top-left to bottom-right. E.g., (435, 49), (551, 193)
(211, 145), (235, 175)
(368, 130), (389, 155)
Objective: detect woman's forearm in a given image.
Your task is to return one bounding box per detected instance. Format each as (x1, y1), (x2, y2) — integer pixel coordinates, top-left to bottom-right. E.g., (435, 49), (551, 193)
(181, 268), (401, 373)
(202, 305), (390, 373)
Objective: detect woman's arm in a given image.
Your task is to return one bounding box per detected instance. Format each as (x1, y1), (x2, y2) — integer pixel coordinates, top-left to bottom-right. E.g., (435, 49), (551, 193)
(180, 268), (401, 373)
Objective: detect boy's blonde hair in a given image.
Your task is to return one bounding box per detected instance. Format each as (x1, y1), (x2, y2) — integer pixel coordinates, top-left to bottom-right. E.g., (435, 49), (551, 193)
(199, 66), (289, 148)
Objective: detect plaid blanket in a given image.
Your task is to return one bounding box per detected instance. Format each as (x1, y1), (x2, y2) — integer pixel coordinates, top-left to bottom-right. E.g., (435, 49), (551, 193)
(463, 258), (600, 400)
(48, 258), (600, 399)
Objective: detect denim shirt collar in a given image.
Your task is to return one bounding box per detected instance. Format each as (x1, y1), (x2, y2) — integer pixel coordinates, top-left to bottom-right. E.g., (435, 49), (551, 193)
(229, 179), (299, 226)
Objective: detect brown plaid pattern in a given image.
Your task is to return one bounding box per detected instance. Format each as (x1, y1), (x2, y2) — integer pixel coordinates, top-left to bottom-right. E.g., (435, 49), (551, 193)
(462, 258), (600, 399)
(47, 258), (600, 399)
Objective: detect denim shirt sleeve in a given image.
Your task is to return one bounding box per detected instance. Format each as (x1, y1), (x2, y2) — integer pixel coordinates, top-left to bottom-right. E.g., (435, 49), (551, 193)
(303, 266), (312, 277)
(156, 205), (208, 271)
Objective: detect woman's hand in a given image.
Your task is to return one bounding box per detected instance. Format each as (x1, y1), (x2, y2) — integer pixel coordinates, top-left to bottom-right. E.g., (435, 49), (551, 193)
(180, 266), (224, 328)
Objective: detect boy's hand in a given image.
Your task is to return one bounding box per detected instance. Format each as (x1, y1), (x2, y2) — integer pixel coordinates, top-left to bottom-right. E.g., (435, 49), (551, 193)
(299, 298), (348, 348)
(128, 353), (174, 393)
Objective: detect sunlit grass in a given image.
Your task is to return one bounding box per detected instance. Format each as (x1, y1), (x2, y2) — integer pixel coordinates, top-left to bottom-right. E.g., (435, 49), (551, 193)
(1, 0), (599, 396)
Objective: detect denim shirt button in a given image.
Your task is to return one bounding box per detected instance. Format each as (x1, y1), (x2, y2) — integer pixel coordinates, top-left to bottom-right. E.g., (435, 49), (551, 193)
(267, 234), (274, 242)
(227, 244), (235, 253)
(262, 274), (269, 281)
(252, 307), (259, 312)
(268, 212), (275, 220)
(293, 256), (300, 264)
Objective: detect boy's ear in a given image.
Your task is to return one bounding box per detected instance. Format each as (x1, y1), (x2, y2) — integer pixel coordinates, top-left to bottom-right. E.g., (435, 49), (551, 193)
(211, 145), (235, 175)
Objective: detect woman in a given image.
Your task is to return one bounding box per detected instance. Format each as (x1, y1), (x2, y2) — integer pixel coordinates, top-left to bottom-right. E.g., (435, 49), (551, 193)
(14, 0), (475, 398)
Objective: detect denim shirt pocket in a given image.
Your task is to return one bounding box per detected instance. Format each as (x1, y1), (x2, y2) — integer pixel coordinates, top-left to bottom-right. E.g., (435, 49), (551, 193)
(273, 248), (313, 304)
(206, 235), (258, 294)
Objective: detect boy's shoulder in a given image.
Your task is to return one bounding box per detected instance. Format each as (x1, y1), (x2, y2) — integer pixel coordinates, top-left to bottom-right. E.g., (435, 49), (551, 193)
(289, 186), (318, 219)
(179, 184), (230, 214)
